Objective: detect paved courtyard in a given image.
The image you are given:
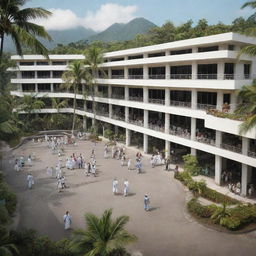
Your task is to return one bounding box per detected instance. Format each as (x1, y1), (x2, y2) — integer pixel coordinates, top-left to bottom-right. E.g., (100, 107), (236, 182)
(2, 138), (256, 256)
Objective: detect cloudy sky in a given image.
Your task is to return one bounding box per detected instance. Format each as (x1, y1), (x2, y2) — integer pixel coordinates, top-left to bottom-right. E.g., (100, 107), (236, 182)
(25, 0), (253, 32)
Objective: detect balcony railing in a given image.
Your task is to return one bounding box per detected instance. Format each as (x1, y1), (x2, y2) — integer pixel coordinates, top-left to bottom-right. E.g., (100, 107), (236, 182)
(148, 74), (166, 79)
(96, 111), (109, 117)
(129, 119), (144, 126)
(111, 94), (124, 100)
(195, 136), (215, 145)
(248, 151), (256, 159)
(170, 74), (192, 79)
(111, 75), (124, 79)
(112, 114), (125, 121)
(129, 96), (143, 102)
(197, 103), (216, 110)
(96, 92), (108, 98)
(169, 127), (191, 139)
(170, 100), (191, 108)
(148, 123), (165, 132)
(128, 75), (143, 79)
(148, 98), (165, 105)
(221, 143), (242, 153)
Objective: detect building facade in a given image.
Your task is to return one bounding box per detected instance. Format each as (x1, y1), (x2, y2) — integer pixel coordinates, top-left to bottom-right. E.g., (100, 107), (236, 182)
(9, 32), (256, 196)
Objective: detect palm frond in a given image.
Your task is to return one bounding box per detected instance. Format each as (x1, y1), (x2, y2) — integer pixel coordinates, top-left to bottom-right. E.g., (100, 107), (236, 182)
(241, 1), (256, 9)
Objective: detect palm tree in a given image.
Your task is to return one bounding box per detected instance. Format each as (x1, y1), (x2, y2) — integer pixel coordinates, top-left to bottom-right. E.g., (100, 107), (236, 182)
(84, 45), (105, 134)
(0, 0), (52, 63)
(235, 81), (256, 134)
(71, 209), (137, 256)
(51, 98), (68, 113)
(0, 226), (19, 256)
(62, 60), (86, 134)
(18, 94), (45, 115)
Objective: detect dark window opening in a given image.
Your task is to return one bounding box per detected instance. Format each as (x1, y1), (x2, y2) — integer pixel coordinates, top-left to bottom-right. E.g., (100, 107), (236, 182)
(19, 61), (34, 66)
(198, 45), (219, 52)
(21, 71), (35, 79)
(197, 92), (217, 109)
(36, 61), (49, 65)
(37, 71), (50, 78)
(148, 52), (165, 58)
(52, 61), (66, 65)
(22, 84), (35, 92)
(244, 64), (251, 79)
(128, 68), (143, 79)
(52, 71), (63, 78)
(38, 83), (51, 92)
(170, 65), (192, 79)
(224, 63), (234, 79)
(128, 55), (143, 60)
(111, 69), (124, 79)
(149, 66), (165, 79)
(170, 49), (192, 55)
(198, 64), (217, 79)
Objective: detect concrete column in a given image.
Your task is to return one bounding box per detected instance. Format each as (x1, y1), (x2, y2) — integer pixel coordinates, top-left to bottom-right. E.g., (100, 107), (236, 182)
(143, 65), (148, 79)
(126, 129), (131, 146)
(124, 67), (128, 79)
(165, 113), (170, 134)
(192, 47), (197, 53)
(192, 61), (197, 79)
(125, 107), (129, 122)
(235, 62), (243, 80)
(83, 117), (87, 131)
(108, 85), (112, 98)
(144, 110), (148, 129)
(143, 134), (148, 153)
(143, 87), (149, 103)
(191, 89), (197, 109)
(230, 92), (237, 112)
(191, 148), (197, 156)
(165, 65), (170, 79)
(215, 155), (222, 185)
(50, 83), (54, 92)
(109, 104), (113, 118)
(50, 71), (53, 78)
(242, 137), (249, 155)
(241, 164), (248, 196)
(191, 117), (196, 140)
(217, 61), (225, 80)
(165, 140), (170, 158)
(216, 91), (224, 110)
(125, 86), (129, 101)
(215, 130), (222, 147)
(35, 84), (38, 93)
(108, 68), (111, 79)
(165, 88), (170, 106)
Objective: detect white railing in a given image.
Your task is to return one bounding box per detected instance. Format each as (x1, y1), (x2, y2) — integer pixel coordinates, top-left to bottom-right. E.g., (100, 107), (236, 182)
(129, 96), (143, 102)
(221, 143), (242, 153)
(170, 100), (191, 108)
(148, 98), (165, 105)
(129, 119), (144, 126)
(148, 123), (165, 132)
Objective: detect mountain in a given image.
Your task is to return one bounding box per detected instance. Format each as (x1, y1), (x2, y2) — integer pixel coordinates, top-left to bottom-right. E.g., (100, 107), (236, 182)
(4, 26), (96, 53)
(87, 18), (156, 42)
(3, 18), (156, 53)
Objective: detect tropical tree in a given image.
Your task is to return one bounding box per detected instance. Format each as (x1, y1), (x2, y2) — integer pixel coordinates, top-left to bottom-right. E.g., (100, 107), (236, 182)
(0, 0), (52, 63)
(18, 94), (45, 114)
(0, 226), (19, 256)
(84, 45), (105, 134)
(62, 60), (86, 134)
(71, 209), (137, 256)
(51, 98), (68, 113)
(235, 81), (256, 134)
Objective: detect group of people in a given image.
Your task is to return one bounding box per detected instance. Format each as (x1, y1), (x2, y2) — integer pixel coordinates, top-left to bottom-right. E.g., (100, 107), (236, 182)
(112, 178), (129, 196)
(221, 171), (233, 183)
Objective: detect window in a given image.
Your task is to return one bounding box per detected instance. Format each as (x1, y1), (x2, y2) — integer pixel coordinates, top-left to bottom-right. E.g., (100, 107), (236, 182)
(36, 61), (49, 65)
(52, 71), (63, 78)
(128, 55), (143, 60)
(38, 83), (51, 92)
(19, 61), (34, 66)
(22, 84), (35, 92)
(224, 63), (234, 79)
(170, 65), (192, 79)
(110, 57), (124, 62)
(197, 64), (217, 79)
(228, 45), (235, 51)
(37, 71), (50, 78)
(21, 71), (35, 79)
(170, 49), (192, 55)
(148, 52), (165, 58)
(111, 69), (124, 79)
(244, 64), (251, 79)
(198, 45), (219, 52)
(148, 67), (165, 79)
(128, 68), (143, 79)
(52, 61), (66, 65)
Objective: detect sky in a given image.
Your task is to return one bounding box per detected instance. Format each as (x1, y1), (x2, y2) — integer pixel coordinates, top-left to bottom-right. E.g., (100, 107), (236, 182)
(24, 0), (254, 32)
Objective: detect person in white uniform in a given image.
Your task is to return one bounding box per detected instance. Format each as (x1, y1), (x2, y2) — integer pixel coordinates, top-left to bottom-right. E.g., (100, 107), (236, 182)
(124, 179), (129, 197)
(63, 211), (72, 230)
(112, 178), (118, 195)
(27, 174), (34, 189)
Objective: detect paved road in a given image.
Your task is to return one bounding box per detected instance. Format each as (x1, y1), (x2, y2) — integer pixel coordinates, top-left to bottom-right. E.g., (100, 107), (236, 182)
(2, 139), (256, 256)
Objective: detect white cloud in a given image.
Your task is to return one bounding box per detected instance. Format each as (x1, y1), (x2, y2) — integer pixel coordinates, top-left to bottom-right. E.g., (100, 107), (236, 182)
(35, 9), (80, 30)
(33, 4), (138, 32)
(82, 3), (138, 32)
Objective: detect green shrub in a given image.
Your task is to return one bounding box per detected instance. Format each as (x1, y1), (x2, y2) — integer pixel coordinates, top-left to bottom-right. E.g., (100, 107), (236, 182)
(174, 171), (192, 185)
(211, 202), (231, 224)
(104, 129), (114, 140)
(182, 154), (201, 176)
(220, 216), (241, 230)
(187, 180), (206, 196)
(229, 205), (255, 224)
(0, 182), (17, 215)
(0, 205), (9, 224)
(187, 198), (216, 218)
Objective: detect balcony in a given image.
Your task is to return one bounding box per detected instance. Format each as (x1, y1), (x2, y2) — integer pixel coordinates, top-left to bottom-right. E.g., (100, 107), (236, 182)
(112, 114), (125, 121)
(221, 143), (242, 154)
(128, 75), (143, 79)
(112, 94), (124, 100)
(129, 96), (143, 102)
(148, 123), (165, 132)
(96, 111), (109, 117)
(129, 119), (144, 126)
(169, 126), (191, 139)
(248, 151), (256, 159)
(170, 100), (191, 108)
(148, 98), (165, 105)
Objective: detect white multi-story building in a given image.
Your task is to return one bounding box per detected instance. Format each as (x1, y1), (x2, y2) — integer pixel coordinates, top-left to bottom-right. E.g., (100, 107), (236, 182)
(9, 32), (256, 196)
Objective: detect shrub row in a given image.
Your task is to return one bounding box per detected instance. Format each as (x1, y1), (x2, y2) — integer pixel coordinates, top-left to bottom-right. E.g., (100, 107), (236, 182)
(174, 171), (239, 205)
(187, 198), (256, 230)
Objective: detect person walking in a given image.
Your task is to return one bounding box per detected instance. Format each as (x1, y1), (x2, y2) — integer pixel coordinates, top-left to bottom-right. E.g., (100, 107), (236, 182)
(165, 157), (171, 171)
(127, 158), (132, 170)
(123, 179), (129, 197)
(112, 178), (118, 195)
(27, 174), (34, 189)
(144, 194), (150, 211)
(63, 211), (72, 230)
